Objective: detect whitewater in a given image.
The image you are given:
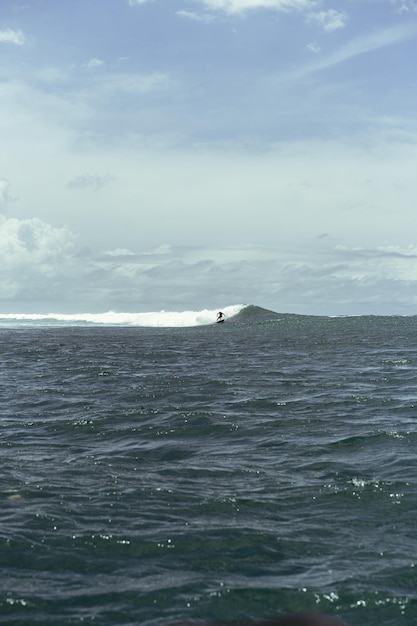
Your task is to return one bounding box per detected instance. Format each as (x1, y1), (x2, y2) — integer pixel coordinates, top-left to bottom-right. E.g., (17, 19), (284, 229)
(0, 304), (246, 327)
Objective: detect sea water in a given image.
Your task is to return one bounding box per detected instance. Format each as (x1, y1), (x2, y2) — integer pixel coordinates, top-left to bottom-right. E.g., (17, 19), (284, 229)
(1, 305), (417, 626)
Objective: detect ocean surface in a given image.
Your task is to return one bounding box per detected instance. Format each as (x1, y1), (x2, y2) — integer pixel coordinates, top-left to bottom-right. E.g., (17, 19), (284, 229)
(1, 304), (417, 626)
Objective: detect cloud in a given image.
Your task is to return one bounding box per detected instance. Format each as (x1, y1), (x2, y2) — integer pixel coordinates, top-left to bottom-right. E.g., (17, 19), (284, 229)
(308, 9), (348, 32)
(190, 0), (315, 15)
(84, 58), (104, 69)
(103, 248), (136, 257)
(333, 20), (417, 60)
(177, 10), (216, 22)
(93, 72), (173, 95)
(391, 0), (417, 12)
(306, 41), (321, 53)
(0, 28), (25, 45)
(128, 0), (314, 9)
(1, 208), (416, 314)
(67, 174), (114, 191)
(287, 20), (417, 79)
(33, 67), (68, 83)
(0, 180), (11, 212)
(0, 66), (174, 149)
(0, 218), (75, 262)
(336, 244), (417, 261)
(83, 241), (417, 314)
(0, 217), (77, 300)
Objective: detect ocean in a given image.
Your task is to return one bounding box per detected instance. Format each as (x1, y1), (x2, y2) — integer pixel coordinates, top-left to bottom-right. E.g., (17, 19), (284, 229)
(1, 304), (417, 626)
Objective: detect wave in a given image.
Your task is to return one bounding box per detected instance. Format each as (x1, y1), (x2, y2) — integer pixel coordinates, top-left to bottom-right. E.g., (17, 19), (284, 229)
(0, 304), (250, 328)
(233, 304), (288, 322)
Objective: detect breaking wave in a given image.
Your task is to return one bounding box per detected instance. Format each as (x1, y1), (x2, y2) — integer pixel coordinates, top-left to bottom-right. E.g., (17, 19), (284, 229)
(0, 304), (249, 328)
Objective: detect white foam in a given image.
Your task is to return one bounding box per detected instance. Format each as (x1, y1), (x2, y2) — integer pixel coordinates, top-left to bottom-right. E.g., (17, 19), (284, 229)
(0, 304), (247, 327)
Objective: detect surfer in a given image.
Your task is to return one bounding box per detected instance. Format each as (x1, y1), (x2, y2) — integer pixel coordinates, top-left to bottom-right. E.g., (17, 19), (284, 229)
(216, 311), (225, 323)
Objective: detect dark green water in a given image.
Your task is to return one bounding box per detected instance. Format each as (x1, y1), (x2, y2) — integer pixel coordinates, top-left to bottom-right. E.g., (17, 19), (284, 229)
(1, 308), (417, 625)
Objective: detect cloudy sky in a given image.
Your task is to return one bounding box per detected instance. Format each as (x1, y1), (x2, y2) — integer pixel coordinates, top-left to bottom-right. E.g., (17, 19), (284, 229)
(1, 0), (417, 315)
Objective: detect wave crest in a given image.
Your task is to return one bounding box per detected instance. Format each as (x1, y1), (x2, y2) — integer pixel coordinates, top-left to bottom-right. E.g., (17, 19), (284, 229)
(0, 304), (248, 328)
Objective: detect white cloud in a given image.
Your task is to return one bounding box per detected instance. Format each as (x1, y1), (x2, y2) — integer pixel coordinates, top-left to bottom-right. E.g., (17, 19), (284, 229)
(84, 58), (104, 69)
(309, 9), (348, 32)
(0, 179), (11, 212)
(286, 21), (417, 79)
(67, 174), (114, 191)
(103, 248), (136, 257)
(33, 67), (68, 83)
(0, 207), (416, 314)
(94, 72), (173, 95)
(177, 10), (216, 22)
(191, 0), (315, 15)
(152, 244), (172, 255)
(0, 28), (25, 45)
(82, 241), (417, 315)
(306, 41), (321, 53)
(128, 0), (314, 9)
(0, 218), (75, 263)
(0, 217), (77, 301)
(391, 0), (417, 12)
(323, 21), (417, 66)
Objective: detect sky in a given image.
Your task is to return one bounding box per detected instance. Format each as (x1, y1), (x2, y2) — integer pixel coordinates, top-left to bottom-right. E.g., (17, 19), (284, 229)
(1, 0), (417, 315)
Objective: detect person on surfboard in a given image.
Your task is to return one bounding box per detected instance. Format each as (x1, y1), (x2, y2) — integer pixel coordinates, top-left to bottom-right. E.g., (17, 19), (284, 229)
(216, 311), (225, 322)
